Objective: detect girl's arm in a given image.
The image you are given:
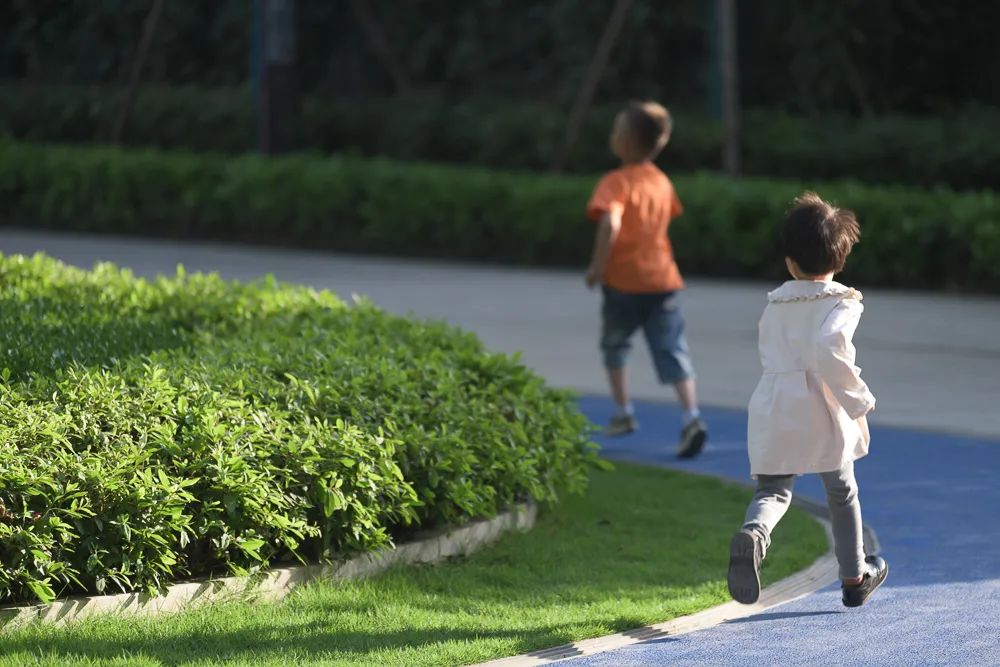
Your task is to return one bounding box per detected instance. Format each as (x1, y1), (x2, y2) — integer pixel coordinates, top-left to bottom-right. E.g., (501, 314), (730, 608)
(815, 299), (877, 418)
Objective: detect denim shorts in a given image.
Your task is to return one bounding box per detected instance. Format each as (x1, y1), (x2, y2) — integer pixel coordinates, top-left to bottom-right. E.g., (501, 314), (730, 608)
(600, 286), (695, 384)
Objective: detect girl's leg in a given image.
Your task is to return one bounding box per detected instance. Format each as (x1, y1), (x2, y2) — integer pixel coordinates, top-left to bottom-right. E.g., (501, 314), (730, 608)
(742, 474), (796, 554)
(730, 474), (795, 603)
(820, 462), (866, 581)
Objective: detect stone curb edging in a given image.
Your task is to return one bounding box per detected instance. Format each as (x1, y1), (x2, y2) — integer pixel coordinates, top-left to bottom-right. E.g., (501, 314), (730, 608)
(476, 517), (837, 667)
(475, 477), (881, 667)
(0, 502), (537, 632)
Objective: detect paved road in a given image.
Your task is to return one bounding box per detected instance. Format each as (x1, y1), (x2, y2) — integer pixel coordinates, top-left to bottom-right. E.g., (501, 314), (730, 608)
(3, 229), (999, 665)
(2, 229), (999, 438)
(570, 398), (1000, 667)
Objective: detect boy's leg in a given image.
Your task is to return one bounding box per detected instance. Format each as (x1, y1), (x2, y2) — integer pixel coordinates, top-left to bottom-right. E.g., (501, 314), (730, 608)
(641, 292), (706, 456)
(675, 377), (698, 417)
(819, 463), (866, 580)
(600, 287), (641, 435)
(730, 474), (796, 604)
(607, 367), (629, 409)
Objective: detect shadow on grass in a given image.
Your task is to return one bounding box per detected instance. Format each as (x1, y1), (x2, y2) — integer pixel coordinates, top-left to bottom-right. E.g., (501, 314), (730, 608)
(0, 292), (189, 382)
(0, 616), (619, 665)
(0, 461), (826, 665)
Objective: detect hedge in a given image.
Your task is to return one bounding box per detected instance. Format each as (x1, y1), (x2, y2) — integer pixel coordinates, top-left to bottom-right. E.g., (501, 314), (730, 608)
(3, 84), (1000, 190)
(1, 141), (998, 292)
(0, 253), (597, 604)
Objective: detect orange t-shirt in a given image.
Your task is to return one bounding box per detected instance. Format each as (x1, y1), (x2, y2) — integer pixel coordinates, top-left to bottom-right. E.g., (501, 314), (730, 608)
(586, 162), (685, 293)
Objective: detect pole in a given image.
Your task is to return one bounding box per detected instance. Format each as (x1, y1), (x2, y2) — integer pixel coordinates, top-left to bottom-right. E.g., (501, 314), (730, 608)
(717, 0), (741, 176)
(253, 0), (300, 154)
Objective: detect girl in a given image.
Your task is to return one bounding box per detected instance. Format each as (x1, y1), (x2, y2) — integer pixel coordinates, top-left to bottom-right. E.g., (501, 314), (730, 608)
(728, 192), (888, 608)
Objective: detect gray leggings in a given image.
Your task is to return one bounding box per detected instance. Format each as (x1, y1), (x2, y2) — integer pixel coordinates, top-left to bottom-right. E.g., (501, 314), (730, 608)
(743, 462), (865, 579)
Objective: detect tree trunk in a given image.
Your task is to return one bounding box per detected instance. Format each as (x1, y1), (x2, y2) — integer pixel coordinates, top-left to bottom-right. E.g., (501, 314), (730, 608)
(112, 0), (165, 145)
(550, 0), (634, 173)
(349, 0), (412, 95)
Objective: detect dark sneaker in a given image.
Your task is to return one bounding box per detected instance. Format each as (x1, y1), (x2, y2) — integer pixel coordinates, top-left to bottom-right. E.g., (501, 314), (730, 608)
(677, 418), (708, 459)
(604, 414), (638, 437)
(842, 555), (889, 608)
(728, 528), (764, 604)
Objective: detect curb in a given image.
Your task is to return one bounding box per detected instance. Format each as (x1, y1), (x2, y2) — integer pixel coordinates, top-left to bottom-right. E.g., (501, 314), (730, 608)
(0, 502), (537, 632)
(475, 477), (880, 667)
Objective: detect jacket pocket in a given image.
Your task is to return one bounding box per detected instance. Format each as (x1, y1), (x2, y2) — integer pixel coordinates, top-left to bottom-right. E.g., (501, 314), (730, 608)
(857, 415), (871, 446)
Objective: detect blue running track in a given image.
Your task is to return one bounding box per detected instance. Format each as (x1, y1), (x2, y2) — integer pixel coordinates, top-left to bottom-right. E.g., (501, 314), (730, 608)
(567, 396), (1000, 667)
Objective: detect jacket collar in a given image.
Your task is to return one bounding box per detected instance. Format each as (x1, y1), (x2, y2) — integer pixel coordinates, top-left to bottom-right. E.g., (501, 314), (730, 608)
(767, 280), (863, 303)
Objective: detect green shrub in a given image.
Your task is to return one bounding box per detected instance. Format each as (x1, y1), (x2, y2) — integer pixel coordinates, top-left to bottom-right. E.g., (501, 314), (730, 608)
(0, 85), (255, 154)
(2, 140), (998, 292)
(3, 84), (1000, 190)
(0, 253), (597, 604)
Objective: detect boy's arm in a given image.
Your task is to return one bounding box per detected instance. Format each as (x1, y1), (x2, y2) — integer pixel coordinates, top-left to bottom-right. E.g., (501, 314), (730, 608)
(586, 210), (622, 288)
(814, 299), (877, 419)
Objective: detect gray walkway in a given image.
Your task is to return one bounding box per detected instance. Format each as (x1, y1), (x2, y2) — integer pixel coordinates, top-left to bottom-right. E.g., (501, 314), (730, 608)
(3, 228), (999, 438)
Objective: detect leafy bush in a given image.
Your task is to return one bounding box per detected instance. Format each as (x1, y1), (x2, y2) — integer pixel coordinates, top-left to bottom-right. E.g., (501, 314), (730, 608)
(2, 140), (998, 292)
(4, 84), (1000, 189)
(0, 253), (597, 604)
(0, 85), (255, 154)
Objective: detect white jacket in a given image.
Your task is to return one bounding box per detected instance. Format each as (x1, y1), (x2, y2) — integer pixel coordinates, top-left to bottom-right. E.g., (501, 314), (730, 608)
(747, 280), (876, 477)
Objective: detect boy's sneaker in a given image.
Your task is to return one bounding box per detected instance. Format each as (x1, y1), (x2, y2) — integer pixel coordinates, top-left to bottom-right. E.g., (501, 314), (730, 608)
(677, 418), (708, 459)
(728, 528), (764, 604)
(842, 555), (889, 608)
(604, 414), (638, 437)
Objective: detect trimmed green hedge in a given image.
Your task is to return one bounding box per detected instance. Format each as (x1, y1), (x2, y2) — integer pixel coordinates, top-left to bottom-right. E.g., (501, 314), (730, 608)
(2, 141), (998, 292)
(3, 84), (1000, 190)
(0, 253), (597, 604)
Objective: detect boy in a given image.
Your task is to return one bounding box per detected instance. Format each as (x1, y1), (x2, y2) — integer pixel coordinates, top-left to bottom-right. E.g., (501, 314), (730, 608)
(728, 192), (889, 608)
(585, 101), (708, 459)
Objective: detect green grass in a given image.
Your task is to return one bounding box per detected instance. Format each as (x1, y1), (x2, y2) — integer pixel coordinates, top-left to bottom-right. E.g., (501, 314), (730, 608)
(0, 462), (827, 667)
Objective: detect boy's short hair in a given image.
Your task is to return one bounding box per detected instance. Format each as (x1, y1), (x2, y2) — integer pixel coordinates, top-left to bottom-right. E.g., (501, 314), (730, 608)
(780, 192), (860, 275)
(622, 101), (672, 156)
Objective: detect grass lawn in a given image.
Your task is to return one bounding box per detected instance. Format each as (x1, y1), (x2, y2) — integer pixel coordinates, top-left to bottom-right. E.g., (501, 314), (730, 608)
(0, 462), (826, 667)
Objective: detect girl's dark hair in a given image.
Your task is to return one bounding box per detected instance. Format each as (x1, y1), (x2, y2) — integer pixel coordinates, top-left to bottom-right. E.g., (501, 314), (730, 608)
(780, 192), (860, 275)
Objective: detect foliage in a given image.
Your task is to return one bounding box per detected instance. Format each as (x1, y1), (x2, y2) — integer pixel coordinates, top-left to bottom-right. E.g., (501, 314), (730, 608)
(0, 85), (256, 153)
(4, 84), (1000, 190)
(2, 1), (999, 114)
(738, 1), (1000, 113)
(2, 141), (999, 292)
(0, 463), (827, 665)
(0, 253), (597, 603)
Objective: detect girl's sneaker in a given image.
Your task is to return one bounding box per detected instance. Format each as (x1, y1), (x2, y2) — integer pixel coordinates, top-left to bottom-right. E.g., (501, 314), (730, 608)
(728, 528), (764, 604)
(842, 555), (889, 607)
